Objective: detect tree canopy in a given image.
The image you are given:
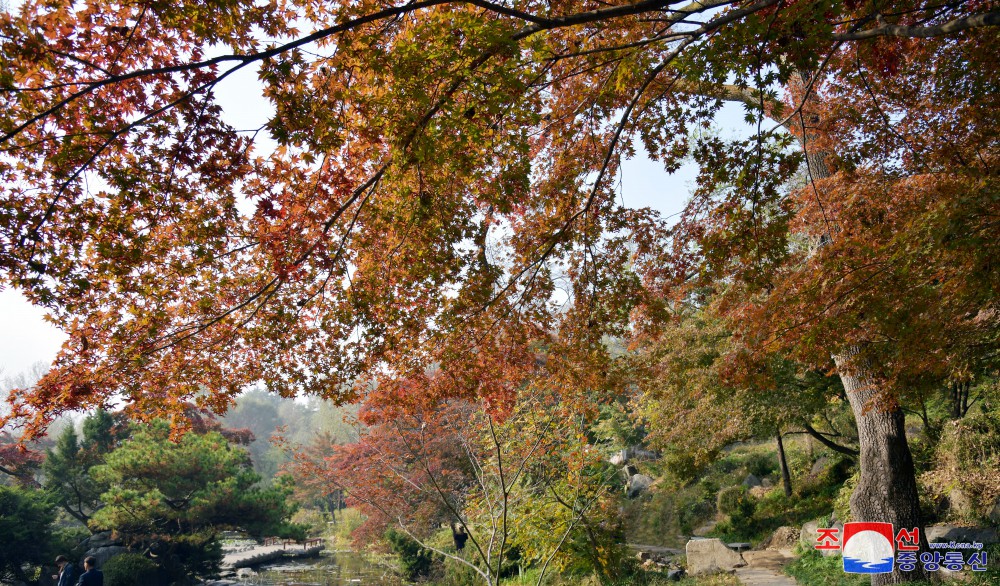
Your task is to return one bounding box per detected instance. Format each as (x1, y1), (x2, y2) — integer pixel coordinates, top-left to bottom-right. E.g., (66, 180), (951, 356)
(0, 0), (995, 433)
(2, 3), (999, 582)
(90, 418), (302, 577)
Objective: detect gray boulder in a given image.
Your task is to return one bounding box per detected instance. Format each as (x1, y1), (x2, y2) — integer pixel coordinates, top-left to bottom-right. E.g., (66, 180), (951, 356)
(84, 545), (129, 568)
(609, 447), (660, 466)
(685, 538), (746, 575)
(742, 473), (761, 488)
(626, 474), (654, 498)
(944, 488), (974, 519)
(810, 457), (830, 477)
(800, 520), (842, 557)
(926, 525), (999, 545)
(81, 531), (119, 550)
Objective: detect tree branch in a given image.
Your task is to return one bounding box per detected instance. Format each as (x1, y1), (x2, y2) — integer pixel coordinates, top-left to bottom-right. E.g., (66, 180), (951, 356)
(833, 9), (1000, 41)
(802, 423), (859, 456)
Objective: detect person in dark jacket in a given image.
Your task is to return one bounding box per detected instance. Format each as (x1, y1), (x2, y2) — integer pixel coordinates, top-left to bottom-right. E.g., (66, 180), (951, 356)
(54, 555), (77, 586)
(76, 556), (103, 586)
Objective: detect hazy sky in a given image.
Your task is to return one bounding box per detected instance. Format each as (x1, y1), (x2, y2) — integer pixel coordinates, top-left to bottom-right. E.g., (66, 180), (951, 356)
(0, 38), (753, 379)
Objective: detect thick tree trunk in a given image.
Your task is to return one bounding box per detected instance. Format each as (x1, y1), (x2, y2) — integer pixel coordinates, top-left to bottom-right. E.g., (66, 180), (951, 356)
(796, 81), (929, 581)
(835, 351), (928, 585)
(775, 431), (793, 497)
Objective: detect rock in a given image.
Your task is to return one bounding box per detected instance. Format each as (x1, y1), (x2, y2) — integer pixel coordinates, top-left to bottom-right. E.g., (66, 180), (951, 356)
(666, 568), (685, 581)
(84, 545), (129, 568)
(685, 538), (746, 575)
(636, 551), (651, 562)
(692, 520), (717, 537)
(610, 447), (660, 466)
(763, 526), (800, 552)
(761, 477), (774, 488)
(800, 520), (842, 557)
(742, 473), (762, 488)
(626, 474), (654, 498)
(235, 568), (257, 578)
(81, 531), (119, 550)
(945, 488), (974, 519)
(799, 520), (818, 549)
(810, 457), (830, 477)
(926, 525), (999, 545)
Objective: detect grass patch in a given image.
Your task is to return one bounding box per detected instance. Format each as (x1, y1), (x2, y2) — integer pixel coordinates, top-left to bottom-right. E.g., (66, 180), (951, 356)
(675, 573), (742, 586)
(783, 548), (867, 586)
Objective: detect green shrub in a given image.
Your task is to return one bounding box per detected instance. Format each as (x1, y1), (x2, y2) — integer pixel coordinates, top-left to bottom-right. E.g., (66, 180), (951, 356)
(103, 553), (160, 586)
(716, 486), (754, 518)
(968, 543), (1000, 584)
(0, 484), (57, 583)
(784, 548), (867, 586)
(623, 482), (714, 547)
(938, 412), (1000, 467)
(924, 412), (1000, 521)
(745, 452), (778, 478)
(290, 507), (328, 537)
(385, 528), (437, 580)
(832, 471), (857, 523)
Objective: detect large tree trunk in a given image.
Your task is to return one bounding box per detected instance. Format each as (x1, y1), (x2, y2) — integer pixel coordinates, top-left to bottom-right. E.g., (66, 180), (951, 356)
(835, 351), (928, 585)
(797, 82), (930, 581)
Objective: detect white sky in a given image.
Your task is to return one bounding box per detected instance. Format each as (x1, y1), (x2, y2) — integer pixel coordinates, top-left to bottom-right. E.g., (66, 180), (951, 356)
(0, 24), (754, 379)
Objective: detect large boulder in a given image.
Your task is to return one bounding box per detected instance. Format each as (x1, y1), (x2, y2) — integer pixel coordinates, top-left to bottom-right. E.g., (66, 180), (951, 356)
(800, 520), (842, 557)
(80, 531), (119, 550)
(609, 447), (659, 466)
(926, 525), (999, 545)
(742, 473), (762, 489)
(626, 474), (654, 498)
(685, 538), (746, 575)
(762, 526), (800, 552)
(809, 457), (830, 477)
(943, 488), (975, 520)
(84, 545), (130, 568)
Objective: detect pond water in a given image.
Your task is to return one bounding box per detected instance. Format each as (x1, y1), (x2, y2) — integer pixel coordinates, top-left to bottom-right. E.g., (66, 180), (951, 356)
(237, 551), (411, 586)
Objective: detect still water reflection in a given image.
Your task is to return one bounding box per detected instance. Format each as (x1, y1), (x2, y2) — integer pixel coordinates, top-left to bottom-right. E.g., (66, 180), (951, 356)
(239, 551), (411, 586)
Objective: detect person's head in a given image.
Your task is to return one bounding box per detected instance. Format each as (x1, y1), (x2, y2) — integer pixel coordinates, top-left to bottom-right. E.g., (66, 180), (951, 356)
(54, 555), (69, 568)
(83, 556), (97, 570)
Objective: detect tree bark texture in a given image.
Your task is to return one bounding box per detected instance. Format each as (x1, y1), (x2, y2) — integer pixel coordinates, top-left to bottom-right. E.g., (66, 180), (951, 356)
(835, 350), (928, 585)
(799, 90), (928, 580)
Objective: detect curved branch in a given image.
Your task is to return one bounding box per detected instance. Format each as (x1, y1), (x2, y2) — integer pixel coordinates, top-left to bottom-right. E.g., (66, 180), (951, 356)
(802, 423), (859, 456)
(833, 9), (1000, 41)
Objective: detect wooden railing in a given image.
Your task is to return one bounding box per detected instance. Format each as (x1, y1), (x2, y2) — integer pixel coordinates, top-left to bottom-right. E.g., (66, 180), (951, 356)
(262, 536), (325, 549)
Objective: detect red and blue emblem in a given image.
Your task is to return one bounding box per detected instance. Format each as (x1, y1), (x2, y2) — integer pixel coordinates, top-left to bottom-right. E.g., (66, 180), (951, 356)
(842, 522), (895, 574)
